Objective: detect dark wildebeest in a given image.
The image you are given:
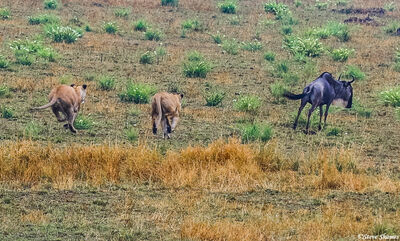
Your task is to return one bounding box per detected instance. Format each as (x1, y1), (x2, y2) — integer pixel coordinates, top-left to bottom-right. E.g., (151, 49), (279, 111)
(283, 72), (354, 132)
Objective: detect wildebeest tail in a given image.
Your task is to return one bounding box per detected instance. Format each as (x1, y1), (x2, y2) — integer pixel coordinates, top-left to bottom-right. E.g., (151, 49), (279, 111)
(283, 91), (306, 100)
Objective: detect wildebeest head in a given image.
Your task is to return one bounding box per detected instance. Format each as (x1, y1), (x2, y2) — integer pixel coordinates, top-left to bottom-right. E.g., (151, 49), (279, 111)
(336, 75), (355, 108)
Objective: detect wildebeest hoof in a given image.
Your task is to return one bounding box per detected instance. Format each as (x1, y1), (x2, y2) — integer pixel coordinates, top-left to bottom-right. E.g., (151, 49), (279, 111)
(303, 130), (316, 135)
(63, 124), (69, 129)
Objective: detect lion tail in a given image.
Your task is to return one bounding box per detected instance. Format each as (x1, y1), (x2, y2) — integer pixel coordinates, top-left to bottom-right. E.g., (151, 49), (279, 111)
(32, 98), (57, 110)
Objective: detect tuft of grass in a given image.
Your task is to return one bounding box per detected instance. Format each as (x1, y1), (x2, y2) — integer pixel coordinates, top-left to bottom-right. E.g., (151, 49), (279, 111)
(335, 0), (349, 6)
(0, 7), (11, 20)
(264, 1), (291, 20)
(234, 95), (261, 114)
(211, 32), (224, 44)
(43, 0), (58, 9)
(183, 51), (211, 78)
(0, 85), (11, 98)
(128, 107), (142, 117)
(275, 61), (289, 76)
(295, 0), (302, 7)
(218, 0), (237, 14)
(379, 86), (400, 107)
(119, 83), (157, 104)
(103, 22), (118, 34)
(114, 8), (130, 18)
(10, 39), (57, 65)
(161, 0), (178, 7)
(326, 21), (350, 41)
(1, 106), (14, 119)
(372, 223), (398, 236)
(284, 36), (323, 57)
(144, 29), (163, 41)
(269, 82), (288, 103)
(28, 14), (59, 25)
(239, 123), (273, 143)
(0, 55), (10, 68)
(24, 121), (42, 138)
(326, 127), (342, 136)
(229, 16), (240, 25)
(140, 51), (155, 64)
(315, 0), (329, 10)
(241, 41), (263, 52)
(264, 51), (275, 62)
(343, 65), (366, 80)
(331, 48), (354, 62)
(126, 127), (139, 142)
(383, 21), (400, 35)
(74, 115), (94, 130)
(133, 19), (149, 32)
(343, 100), (372, 118)
(221, 39), (239, 55)
(181, 19), (203, 32)
(98, 75), (116, 91)
(44, 24), (82, 43)
(384, 2), (396, 12)
(396, 108), (400, 121)
(281, 25), (293, 35)
(204, 85), (225, 106)
(84, 25), (92, 32)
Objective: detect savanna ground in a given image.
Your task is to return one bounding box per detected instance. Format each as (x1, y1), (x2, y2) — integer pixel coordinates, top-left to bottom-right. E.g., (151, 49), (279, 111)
(0, 0), (400, 240)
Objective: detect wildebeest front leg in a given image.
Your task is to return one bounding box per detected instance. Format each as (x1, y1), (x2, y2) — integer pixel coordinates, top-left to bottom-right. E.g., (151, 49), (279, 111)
(293, 99), (307, 130)
(318, 105), (324, 130)
(324, 104), (331, 127)
(306, 104), (317, 132)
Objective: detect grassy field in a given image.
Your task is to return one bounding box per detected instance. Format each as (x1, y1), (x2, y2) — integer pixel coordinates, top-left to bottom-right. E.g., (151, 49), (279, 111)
(0, 0), (400, 240)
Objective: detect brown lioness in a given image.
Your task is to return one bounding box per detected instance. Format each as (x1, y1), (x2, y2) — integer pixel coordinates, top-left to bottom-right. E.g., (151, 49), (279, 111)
(151, 92), (183, 139)
(32, 84), (87, 133)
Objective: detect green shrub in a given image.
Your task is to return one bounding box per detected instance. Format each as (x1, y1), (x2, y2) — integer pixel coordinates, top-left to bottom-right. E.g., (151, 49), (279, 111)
(45, 24), (82, 43)
(284, 36), (323, 57)
(384, 21), (400, 35)
(331, 48), (354, 62)
(1, 106), (13, 119)
(140, 51), (155, 64)
(219, 0), (237, 14)
(310, 27), (331, 39)
(241, 41), (263, 52)
(264, 1), (291, 20)
(343, 65), (365, 80)
(134, 19), (149, 32)
(84, 25), (92, 32)
(126, 127), (139, 142)
(161, 0), (178, 7)
(384, 2), (396, 12)
(119, 83), (156, 104)
(24, 121), (42, 138)
(211, 32), (223, 44)
(144, 29), (162, 41)
(282, 73), (299, 85)
(326, 21), (350, 41)
(181, 19), (202, 31)
(264, 51), (276, 62)
(155, 46), (167, 63)
(281, 25), (293, 35)
(36, 47), (58, 62)
(0, 85), (10, 98)
(186, 51), (202, 62)
(275, 61), (289, 76)
(74, 115), (94, 130)
(28, 14), (59, 25)
(98, 75), (115, 90)
(372, 223), (398, 236)
(335, 0), (349, 6)
(221, 39), (239, 55)
(10, 39), (57, 65)
(315, 0), (329, 10)
(0, 55), (9, 68)
(114, 8), (130, 18)
(204, 87), (225, 106)
(0, 7), (11, 20)
(380, 86), (400, 107)
(239, 123), (273, 143)
(269, 81), (287, 103)
(295, 0), (302, 7)
(183, 61), (211, 78)
(234, 95), (261, 114)
(103, 22), (118, 34)
(44, 0), (58, 9)
(326, 127), (341, 136)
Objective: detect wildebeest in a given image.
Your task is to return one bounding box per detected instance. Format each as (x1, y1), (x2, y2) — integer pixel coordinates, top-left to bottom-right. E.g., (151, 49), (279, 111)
(283, 72), (354, 132)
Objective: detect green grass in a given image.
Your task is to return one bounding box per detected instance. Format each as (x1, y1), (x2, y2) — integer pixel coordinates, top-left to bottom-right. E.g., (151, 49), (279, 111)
(119, 83), (157, 104)
(44, 0), (58, 9)
(0, 85), (11, 98)
(161, 0), (178, 7)
(28, 14), (59, 25)
(284, 36), (323, 57)
(103, 22), (118, 34)
(211, 32), (223, 44)
(384, 2), (396, 12)
(343, 65), (366, 80)
(264, 51), (276, 62)
(181, 19), (202, 31)
(270, 82), (288, 103)
(0, 7), (11, 20)
(144, 29), (163, 41)
(326, 127), (341, 136)
(239, 123), (273, 143)
(1, 106), (14, 119)
(315, 0), (329, 10)
(241, 41), (263, 52)
(98, 75), (116, 91)
(234, 95), (261, 114)
(74, 115), (94, 130)
(0, 55), (9, 68)
(140, 51), (155, 64)
(183, 51), (211, 78)
(264, 1), (291, 20)
(204, 85), (225, 106)
(384, 21), (400, 35)
(114, 8), (130, 18)
(134, 19), (149, 32)
(379, 86), (400, 107)
(218, 0), (238, 14)
(44, 24), (82, 43)
(126, 127), (139, 142)
(24, 121), (42, 138)
(221, 39), (239, 55)
(331, 48), (354, 62)
(10, 39), (58, 65)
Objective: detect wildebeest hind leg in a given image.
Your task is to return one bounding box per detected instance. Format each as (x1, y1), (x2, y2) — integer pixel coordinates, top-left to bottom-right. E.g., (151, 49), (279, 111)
(293, 99), (307, 130)
(306, 103), (317, 132)
(318, 105), (324, 130)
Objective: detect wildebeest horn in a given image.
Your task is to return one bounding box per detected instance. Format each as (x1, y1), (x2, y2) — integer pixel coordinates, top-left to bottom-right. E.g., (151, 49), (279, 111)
(349, 76), (355, 84)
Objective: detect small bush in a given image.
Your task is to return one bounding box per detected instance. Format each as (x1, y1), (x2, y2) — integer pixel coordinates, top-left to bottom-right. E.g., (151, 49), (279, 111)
(161, 0), (178, 7)
(24, 121), (42, 138)
(1, 106), (13, 119)
(44, 0), (58, 9)
(264, 1), (291, 20)
(28, 14), (59, 25)
(119, 83), (156, 104)
(167, 81), (183, 93)
(384, 21), (400, 35)
(0, 7), (11, 20)
(0, 85), (10, 98)
(140, 51), (155, 64)
(241, 41), (263, 52)
(326, 21), (350, 41)
(0, 55), (9, 68)
(295, 0), (302, 7)
(183, 61), (211, 78)
(221, 39), (239, 55)
(281, 25), (293, 35)
(380, 86), (400, 107)
(45, 24), (82, 43)
(343, 65), (365, 80)
(155, 46), (167, 63)
(103, 22), (118, 34)
(204, 87), (225, 106)
(36, 47), (58, 62)
(10, 39), (57, 65)
(126, 127), (139, 142)
(384, 2), (396, 12)
(234, 95), (261, 114)
(331, 48), (354, 62)
(310, 27), (330, 39)
(186, 51), (202, 62)
(219, 0), (237, 14)
(335, 0), (349, 6)
(275, 61), (289, 76)
(98, 75), (115, 91)
(270, 81), (287, 103)
(134, 19), (149, 32)
(114, 8), (130, 18)
(315, 0), (329, 10)
(284, 36), (323, 57)
(264, 51), (275, 62)
(181, 19), (202, 31)
(74, 115), (94, 130)
(211, 32), (224, 44)
(326, 127), (341, 136)
(84, 25), (92, 32)
(144, 29), (162, 41)
(239, 123), (273, 143)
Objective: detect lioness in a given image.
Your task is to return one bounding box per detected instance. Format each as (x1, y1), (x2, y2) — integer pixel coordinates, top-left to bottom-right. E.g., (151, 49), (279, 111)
(151, 92), (183, 139)
(32, 84), (87, 133)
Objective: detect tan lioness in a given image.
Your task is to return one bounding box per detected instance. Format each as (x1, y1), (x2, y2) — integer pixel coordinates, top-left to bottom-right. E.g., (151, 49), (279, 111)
(151, 92), (183, 139)
(32, 84), (87, 133)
